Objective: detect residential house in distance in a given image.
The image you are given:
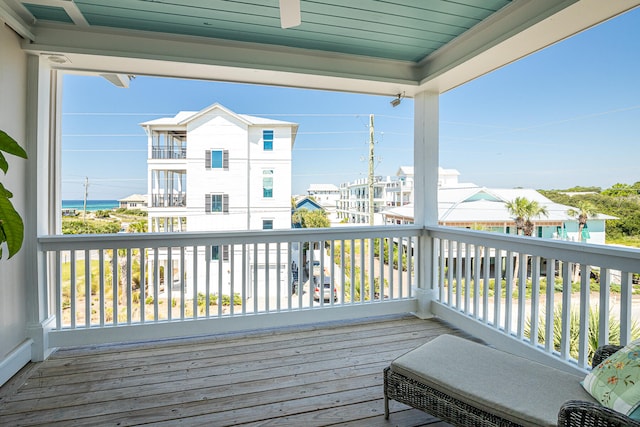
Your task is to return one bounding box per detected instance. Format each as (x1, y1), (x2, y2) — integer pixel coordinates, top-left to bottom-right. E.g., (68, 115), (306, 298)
(292, 195), (324, 227)
(141, 103), (298, 296)
(306, 183), (340, 219)
(337, 176), (394, 224)
(387, 166), (415, 207)
(338, 166), (452, 225)
(118, 194), (148, 210)
(383, 171), (614, 244)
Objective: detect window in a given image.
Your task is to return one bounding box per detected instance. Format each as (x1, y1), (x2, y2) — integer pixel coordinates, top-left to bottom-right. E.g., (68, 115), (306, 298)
(211, 245), (229, 261)
(263, 169), (273, 198)
(205, 149), (229, 170)
(205, 193), (229, 213)
(263, 130), (273, 151)
(263, 219), (273, 230)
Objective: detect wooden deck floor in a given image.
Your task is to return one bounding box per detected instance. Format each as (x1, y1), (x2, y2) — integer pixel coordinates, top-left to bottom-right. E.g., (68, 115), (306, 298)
(0, 315), (463, 426)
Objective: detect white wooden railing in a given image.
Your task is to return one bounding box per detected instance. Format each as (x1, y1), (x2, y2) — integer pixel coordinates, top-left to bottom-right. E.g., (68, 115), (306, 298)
(39, 226), (420, 346)
(426, 226), (640, 373)
(39, 225), (640, 371)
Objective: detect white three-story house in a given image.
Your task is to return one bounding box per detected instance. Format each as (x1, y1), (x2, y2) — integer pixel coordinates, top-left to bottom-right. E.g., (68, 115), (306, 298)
(141, 103), (298, 300)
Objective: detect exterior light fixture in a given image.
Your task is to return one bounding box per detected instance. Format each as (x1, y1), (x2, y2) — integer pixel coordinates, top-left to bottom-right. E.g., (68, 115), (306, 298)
(390, 93), (404, 107)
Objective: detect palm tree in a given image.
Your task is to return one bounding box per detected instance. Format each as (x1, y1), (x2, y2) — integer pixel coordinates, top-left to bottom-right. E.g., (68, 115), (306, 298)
(567, 201), (597, 242)
(505, 197), (548, 281)
(505, 197), (528, 235)
(522, 200), (549, 236)
(567, 201), (597, 281)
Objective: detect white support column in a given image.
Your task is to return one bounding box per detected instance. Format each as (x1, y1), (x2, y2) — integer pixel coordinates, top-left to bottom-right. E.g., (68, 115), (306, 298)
(25, 55), (57, 361)
(413, 90), (439, 319)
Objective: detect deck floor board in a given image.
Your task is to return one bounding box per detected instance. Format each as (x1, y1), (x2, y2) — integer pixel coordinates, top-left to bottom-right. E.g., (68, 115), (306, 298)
(0, 315), (460, 426)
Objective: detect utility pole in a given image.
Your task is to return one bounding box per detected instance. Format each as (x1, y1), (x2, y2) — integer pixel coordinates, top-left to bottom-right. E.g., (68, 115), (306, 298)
(368, 114), (375, 226)
(83, 177), (89, 224)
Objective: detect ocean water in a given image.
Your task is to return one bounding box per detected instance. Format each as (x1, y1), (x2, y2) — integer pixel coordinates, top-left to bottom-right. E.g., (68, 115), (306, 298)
(62, 200), (119, 211)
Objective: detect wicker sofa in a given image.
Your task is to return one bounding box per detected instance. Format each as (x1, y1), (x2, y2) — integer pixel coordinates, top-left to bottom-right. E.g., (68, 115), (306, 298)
(383, 335), (640, 427)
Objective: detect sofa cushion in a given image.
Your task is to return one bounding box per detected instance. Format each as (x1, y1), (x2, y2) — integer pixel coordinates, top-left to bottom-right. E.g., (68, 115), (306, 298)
(390, 334), (595, 427)
(582, 340), (640, 419)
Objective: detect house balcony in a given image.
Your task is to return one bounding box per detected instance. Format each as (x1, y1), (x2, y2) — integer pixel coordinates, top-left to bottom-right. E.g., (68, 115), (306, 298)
(2, 225), (639, 424)
(151, 146), (187, 160)
(151, 193), (187, 208)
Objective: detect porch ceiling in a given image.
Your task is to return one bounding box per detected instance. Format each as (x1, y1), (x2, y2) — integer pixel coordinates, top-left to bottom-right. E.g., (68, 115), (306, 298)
(1, 0), (639, 95)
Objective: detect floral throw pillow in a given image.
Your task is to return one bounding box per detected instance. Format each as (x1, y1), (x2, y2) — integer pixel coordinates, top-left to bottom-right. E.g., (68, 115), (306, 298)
(582, 342), (640, 419)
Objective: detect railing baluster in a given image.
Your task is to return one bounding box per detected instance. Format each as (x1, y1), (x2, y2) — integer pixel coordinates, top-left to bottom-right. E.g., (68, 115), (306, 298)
(456, 241), (462, 311)
(517, 252), (527, 339)
(55, 251), (62, 330)
(438, 239), (445, 302)
(253, 243), (259, 314)
(389, 237), (395, 300)
(99, 250), (105, 327)
(599, 268), (610, 346)
(140, 247), (146, 323)
(369, 237), (375, 302)
(320, 240), (326, 308)
(217, 244), (223, 317)
(465, 243), (471, 315)
(560, 261), (572, 360)
(474, 245), (482, 320)
(359, 238), (365, 303)
(620, 272), (633, 345)
(578, 264), (591, 368)
(379, 237), (384, 300)
(408, 235), (414, 298)
(112, 249), (118, 326)
(70, 250), (77, 329)
(192, 245), (198, 318)
(167, 247), (173, 321)
(493, 249), (502, 328)
(84, 249), (91, 327)
(350, 239), (355, 305)
(276, 242), (281, 312)
(447, 240), (454, 307)
(242, 244), (247, 315)
(265, 242), (270, 312)
(153, 248), (159, 322)
(545, 258), (555, 353)
(298, 241), (304, 309)
(230, 244), (236, 316)
(482, 246), (490, 323)
(127, 248), (133, 324)
(530, 256), (541, 346)
(504, 251), (513, 334)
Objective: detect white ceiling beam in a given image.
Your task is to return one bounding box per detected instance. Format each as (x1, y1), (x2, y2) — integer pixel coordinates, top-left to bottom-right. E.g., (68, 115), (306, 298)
(23, 24), (420, 96)
(0, 1), (35, 40)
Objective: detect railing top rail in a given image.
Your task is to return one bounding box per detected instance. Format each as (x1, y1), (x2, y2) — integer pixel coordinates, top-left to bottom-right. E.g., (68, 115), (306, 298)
(39, 225), (422, 251)
(426, 225), (640, 272)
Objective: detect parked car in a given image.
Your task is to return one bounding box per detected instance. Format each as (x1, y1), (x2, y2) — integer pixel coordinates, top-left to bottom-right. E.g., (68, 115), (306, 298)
(303, 275), (337, 302)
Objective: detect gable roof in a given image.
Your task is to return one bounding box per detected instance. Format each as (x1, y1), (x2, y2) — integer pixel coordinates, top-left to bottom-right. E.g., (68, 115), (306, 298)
(384, 187), (616, 223)
(294, 196), (323, 211)
(308, 184), (339, 193)
(140, 103), (299, 144)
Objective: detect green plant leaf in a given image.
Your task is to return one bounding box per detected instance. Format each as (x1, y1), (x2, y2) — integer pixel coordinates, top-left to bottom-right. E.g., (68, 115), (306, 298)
(0, 152), (7, 174)
(0, 182), (24, 259)
(0, 130), (28, 161)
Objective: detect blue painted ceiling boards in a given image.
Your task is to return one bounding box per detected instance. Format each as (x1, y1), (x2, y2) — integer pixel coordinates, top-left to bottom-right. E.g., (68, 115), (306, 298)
(17, 0), (512, 62)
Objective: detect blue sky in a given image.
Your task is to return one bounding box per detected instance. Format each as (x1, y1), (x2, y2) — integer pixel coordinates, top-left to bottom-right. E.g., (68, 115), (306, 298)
(61, 7), (640, 200)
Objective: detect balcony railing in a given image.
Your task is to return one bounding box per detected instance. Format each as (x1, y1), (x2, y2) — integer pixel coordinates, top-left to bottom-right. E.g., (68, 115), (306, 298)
(426, 226), (640, 373)
(151, 193), (186, 207)
(39, 226), (419, 347)
(38, 225), (640, 374)
(151, 146), (186, 159)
